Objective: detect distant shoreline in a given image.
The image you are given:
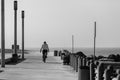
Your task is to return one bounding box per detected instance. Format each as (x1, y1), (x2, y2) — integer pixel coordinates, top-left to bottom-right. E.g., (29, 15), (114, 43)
(0, 49), (30, 54)
(1, 47), (120, 57)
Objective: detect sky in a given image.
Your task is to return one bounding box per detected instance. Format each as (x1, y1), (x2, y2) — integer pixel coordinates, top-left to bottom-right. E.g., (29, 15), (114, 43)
(0, 0), (120, 49)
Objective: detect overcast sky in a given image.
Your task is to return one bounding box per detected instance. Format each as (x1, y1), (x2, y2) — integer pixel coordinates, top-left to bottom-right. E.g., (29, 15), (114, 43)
(0, 0), (120, 49)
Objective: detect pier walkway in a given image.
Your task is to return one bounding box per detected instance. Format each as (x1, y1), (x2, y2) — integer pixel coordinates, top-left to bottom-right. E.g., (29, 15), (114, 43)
(0, 51), (78, 80)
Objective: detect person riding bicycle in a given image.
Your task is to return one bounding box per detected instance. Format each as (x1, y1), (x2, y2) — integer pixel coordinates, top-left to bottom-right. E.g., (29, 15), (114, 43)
(40, 41), (49, 62)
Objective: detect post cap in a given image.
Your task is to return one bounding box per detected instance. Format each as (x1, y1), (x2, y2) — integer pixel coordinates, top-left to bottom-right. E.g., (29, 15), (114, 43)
(14, 1), (17, 10)
(22, 11), (25, 18)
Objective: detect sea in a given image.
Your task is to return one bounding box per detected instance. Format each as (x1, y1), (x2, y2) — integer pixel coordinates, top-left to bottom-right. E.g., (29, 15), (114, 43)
(27, 47), (120, 57)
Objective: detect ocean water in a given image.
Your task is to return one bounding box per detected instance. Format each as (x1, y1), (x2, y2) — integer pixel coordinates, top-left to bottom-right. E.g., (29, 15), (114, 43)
(28, 47), (120, 57)
(71, 47), (120, 57)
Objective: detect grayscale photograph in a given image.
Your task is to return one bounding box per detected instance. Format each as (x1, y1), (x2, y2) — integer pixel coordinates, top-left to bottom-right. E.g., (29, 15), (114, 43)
(0, 0), (120, 80)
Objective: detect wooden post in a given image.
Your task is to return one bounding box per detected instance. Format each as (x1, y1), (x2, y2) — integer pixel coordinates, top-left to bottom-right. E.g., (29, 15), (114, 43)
(14, 0), (17, 55)
(72, 35), (74, 53)
(94, 22), (96, 61)
(12, 0), (18, 62)
(22, 10), (25, 59)
(1, 0), (5, 68)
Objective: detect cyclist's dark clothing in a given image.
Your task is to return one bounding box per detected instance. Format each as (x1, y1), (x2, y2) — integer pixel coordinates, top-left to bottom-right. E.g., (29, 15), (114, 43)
(42, 49), (48, 58)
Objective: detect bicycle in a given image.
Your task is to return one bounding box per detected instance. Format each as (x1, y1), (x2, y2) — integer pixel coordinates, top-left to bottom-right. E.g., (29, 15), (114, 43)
(42, 53), (47, 63)
(40, 41), (49, 63)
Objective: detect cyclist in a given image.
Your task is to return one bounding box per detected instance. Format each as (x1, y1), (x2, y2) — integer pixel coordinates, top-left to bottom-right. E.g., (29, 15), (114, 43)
(40, 41), (49, 62)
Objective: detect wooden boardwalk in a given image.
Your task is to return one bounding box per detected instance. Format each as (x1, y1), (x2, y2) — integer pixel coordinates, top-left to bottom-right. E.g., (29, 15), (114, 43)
(0, 51), (78, 80)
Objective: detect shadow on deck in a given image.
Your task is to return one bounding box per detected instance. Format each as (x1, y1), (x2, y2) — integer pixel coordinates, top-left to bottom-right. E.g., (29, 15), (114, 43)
(6, 58), (26, 65)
